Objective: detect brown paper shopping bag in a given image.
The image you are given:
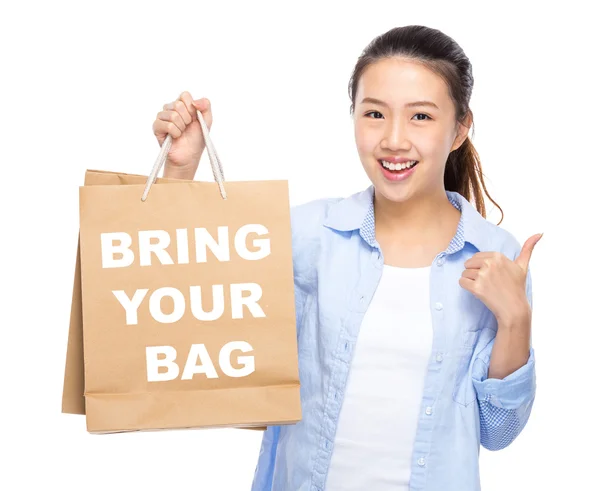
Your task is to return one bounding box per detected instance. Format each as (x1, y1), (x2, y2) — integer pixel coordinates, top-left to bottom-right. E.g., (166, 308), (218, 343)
(61, 114), (301, 433)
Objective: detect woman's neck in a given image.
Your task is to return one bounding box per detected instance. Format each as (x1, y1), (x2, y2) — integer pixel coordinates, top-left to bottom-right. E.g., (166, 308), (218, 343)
(373, 189), (461, 261)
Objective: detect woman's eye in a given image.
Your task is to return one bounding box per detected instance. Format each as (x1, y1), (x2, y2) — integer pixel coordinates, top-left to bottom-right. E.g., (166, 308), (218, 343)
(413, 113), (432, 121)
(364, 111), (432, 121)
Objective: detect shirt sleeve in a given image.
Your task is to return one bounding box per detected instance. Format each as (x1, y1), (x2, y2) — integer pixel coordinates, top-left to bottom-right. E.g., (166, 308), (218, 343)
(471, 267), (536, 451)
(250, 425), (281, 491)
(251, 210), (309, 490)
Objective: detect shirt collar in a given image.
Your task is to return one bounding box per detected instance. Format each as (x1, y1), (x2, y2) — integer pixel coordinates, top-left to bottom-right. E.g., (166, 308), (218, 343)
(323, 185), (490, 253)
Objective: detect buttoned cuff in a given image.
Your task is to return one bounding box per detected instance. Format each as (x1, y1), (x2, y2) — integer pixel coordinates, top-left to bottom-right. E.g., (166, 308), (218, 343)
(472, 347), (536, 409)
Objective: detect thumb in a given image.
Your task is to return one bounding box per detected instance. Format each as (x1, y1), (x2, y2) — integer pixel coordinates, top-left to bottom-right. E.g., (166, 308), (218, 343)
(192, 98), (208, 110)
(515, 233), (543, 270)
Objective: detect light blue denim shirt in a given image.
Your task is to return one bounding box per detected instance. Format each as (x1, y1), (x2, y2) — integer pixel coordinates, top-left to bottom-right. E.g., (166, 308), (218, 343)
(251, 185), (536, 491)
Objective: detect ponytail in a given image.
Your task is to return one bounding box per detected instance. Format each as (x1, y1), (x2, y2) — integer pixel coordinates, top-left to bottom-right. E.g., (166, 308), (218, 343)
(445, 135), (504, 225)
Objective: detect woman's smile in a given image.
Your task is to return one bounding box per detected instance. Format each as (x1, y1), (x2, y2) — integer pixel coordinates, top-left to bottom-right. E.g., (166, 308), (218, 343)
(378, 158), (420, 181)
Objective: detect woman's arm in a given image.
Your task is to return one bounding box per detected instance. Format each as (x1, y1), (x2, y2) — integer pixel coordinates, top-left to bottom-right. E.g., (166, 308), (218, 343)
(472, 268), (536, 451)
(250, 425), (281, 491)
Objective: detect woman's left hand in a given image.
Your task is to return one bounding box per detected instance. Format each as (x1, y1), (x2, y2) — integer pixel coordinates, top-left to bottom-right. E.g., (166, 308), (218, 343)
(459, 233), (543, 326)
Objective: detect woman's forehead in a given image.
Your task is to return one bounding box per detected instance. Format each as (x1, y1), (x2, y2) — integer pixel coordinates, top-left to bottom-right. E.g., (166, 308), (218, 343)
(357, 58), (451, 109)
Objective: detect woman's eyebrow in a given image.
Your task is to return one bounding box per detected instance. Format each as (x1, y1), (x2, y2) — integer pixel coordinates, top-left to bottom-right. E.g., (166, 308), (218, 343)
(360, 97), (439, 110)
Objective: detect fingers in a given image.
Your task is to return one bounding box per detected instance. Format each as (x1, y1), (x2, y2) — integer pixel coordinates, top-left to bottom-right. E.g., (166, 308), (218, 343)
(156, 91), (197, 134)
(461, 268), (478, 281)
(164, 96), (193, 125)
(160, 102), (187, 132)
(153, 91), (211, 144)
(192, 97), (212, 127)
(179, 91), (198, 121)
(152, 117), (183, 139)
(192, 97), (210, 112)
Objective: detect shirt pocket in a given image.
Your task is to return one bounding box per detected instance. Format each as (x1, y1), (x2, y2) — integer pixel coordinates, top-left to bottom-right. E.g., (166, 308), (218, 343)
(451, 309), (489, 407)
(296, 291), (316, 359)
(451, 330), (479, 407)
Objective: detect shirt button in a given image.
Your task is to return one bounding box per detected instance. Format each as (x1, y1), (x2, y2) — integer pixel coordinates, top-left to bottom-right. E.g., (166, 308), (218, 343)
(425, 406), (433, 415)
(436, 257), (445, 266)
(434, 302), (443, 310)
(418, 457), (426, 466)
(436, 353), (444, 362)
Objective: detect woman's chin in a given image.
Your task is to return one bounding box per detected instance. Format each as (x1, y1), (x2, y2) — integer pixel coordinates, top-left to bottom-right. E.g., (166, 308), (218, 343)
(373, 180), (414, 203)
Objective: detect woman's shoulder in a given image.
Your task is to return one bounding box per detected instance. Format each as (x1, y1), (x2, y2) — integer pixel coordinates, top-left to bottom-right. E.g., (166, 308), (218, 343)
(288, 196), (343, 282)
(480, 219), (525, 261)
(289, 186), (373, 239)
(290, 196), (344, 240)
(453, 191), (525, 261)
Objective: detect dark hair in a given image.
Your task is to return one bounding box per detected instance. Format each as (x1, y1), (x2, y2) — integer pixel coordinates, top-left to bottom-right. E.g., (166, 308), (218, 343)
(348, 25), (503, 224)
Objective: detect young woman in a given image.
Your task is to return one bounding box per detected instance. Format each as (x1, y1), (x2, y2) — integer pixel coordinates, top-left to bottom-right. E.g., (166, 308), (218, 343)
(152, 24), (541, 491)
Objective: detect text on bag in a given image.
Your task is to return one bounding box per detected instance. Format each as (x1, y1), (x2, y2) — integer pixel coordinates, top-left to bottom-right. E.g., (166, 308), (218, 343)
(99, 224), (273, 382)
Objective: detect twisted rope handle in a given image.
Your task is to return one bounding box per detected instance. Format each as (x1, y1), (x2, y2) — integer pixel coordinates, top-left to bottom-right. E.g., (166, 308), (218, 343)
(141, 107), (226, 201)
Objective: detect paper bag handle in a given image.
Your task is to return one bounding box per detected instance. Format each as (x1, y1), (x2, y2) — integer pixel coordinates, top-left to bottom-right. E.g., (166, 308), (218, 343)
(141, 107), (226, 201)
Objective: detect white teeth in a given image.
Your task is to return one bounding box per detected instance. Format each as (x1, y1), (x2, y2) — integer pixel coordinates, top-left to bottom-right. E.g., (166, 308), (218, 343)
(380, 160), (418, 170)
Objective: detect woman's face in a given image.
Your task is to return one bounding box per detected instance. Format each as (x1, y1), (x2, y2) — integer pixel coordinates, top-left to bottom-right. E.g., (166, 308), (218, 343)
(353, 57), (470, 203)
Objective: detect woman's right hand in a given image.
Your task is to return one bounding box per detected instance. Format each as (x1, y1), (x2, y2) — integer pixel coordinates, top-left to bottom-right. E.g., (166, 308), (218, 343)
(152, 91), (213, 180)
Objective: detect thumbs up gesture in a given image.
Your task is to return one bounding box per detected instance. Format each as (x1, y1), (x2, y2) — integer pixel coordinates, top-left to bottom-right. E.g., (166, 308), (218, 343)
(459, 233), (543, 326)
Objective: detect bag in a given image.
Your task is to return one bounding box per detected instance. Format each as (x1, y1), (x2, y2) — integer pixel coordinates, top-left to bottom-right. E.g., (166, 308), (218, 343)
(61, 112), (301, 433)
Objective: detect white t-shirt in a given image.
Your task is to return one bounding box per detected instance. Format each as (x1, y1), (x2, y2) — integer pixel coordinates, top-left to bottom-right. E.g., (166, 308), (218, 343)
(325, 264), (433, 491)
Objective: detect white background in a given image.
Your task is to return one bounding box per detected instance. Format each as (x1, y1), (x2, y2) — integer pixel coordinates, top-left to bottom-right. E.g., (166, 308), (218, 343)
(1, 1), (598, 489)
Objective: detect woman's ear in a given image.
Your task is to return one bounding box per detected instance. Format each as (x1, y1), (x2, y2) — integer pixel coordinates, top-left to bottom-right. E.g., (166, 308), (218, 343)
(451, 110), (473, 152)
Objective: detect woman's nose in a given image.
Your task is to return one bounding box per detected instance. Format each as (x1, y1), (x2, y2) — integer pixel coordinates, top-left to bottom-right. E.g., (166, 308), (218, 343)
(381, 120), (411, 150)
